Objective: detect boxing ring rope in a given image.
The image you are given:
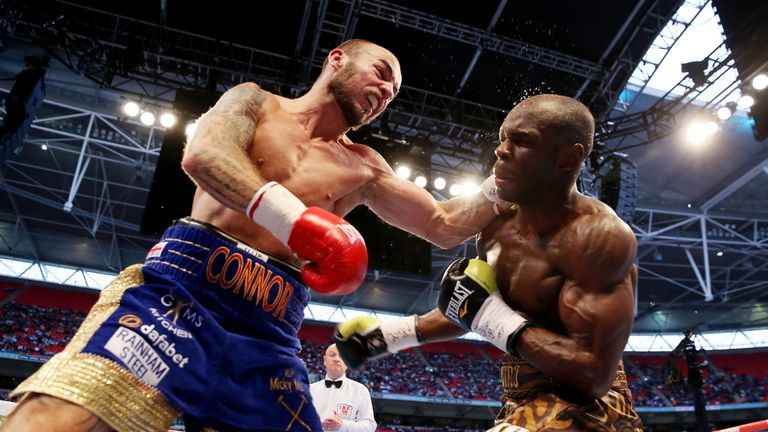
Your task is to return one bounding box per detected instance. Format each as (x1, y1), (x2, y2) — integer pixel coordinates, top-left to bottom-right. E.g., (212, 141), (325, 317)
(715, 420), (768, 432)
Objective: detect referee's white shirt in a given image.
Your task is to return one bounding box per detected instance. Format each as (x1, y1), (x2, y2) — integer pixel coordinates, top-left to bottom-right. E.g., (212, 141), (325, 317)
(310, 374), (377, 432)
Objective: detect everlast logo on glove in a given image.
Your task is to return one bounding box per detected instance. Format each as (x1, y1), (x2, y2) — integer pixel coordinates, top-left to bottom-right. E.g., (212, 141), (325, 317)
(438, 258), (498, 331)
(445, 281), (474, 323)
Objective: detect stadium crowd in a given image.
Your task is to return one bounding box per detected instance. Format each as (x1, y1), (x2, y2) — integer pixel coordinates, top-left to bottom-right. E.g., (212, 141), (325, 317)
(1, 301), (767, 408)
(627, 359), (768, 407)
(0, 302), (83, 357)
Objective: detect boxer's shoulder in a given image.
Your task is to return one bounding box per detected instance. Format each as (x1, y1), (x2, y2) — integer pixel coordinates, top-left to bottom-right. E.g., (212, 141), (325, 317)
(556, 211), (637, 287)
(343, 137), (388, 165)
(253, 90), (290, 118)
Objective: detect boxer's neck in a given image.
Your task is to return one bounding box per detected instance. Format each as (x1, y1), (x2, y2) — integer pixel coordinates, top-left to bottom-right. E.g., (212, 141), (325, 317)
(287, 86), (349, 141)
(516, 184), (581, 236)
(326, 371), (345, 381)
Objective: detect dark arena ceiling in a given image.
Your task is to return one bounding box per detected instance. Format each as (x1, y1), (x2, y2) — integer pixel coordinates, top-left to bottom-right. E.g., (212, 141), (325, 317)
(0, 0), (767, 336)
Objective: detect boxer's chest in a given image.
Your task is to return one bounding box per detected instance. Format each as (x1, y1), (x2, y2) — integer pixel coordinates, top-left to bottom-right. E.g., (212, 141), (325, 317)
(480, 219), (566, 328)
(249, 116), (370, 208)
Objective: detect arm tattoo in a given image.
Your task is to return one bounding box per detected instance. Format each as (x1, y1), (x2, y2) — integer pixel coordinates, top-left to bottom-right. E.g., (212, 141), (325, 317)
(187, 84), (269, 211)
(199, 84), (266, 153)
(197, 164), (253, 210)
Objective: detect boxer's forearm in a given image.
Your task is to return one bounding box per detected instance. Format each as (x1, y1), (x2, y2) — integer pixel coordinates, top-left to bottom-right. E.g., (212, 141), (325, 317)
(184, 152), (263, 211)
(417, 309), (467, 343)
(429, 193), (497, 246)
(515, 326), (619, 398)
(364, 175), (494, 249)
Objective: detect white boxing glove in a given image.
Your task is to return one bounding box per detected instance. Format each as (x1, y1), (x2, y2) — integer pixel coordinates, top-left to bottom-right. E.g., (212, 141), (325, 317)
(480, 175), (507, 215)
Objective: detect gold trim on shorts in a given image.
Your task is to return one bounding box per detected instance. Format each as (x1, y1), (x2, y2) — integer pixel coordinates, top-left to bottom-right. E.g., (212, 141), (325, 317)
(11, 265), (180, 432)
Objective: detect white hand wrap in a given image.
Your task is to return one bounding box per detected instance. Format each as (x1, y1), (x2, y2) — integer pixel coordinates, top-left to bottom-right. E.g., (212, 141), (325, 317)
(471, 291), (529, 352)
(380, 315), (421, 353)
(245, 181), (306, 244)
(480, 175), (505, 215)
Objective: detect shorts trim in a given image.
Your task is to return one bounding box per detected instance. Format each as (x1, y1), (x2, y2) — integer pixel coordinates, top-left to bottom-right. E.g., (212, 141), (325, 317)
(12, 353), (179, 432)
(11, 265), (180, 432)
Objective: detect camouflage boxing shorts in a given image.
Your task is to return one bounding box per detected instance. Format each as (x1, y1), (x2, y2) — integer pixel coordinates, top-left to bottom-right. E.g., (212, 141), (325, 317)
(493, 355), (643, 431)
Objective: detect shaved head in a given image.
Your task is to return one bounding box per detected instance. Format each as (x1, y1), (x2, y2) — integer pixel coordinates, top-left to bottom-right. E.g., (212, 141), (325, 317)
(514, 94), (595, 161)
(493, 94), (596, 203)
(323, 39), (400, 76)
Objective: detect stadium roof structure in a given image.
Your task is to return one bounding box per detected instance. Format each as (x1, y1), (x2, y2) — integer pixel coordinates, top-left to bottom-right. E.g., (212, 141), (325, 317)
(1, 0), (767, 340)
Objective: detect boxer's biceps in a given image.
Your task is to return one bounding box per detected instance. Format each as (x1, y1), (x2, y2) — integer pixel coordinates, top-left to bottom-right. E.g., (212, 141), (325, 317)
(558, 277), (633, 357)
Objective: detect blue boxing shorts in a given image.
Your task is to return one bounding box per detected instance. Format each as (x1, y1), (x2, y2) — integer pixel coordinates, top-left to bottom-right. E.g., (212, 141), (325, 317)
(12, 217), (322, 432)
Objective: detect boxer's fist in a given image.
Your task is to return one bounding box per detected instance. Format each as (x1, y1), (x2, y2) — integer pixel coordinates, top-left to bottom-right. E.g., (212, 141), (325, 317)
(246, 182), (367, 295)
(333, 315), (420, 370)
(437, 258), (497, 331)
(437, 258), (530, 353)
(480, 175), (506, 214)
(288, 208), (367, 295)
(333, 316), (388, 370)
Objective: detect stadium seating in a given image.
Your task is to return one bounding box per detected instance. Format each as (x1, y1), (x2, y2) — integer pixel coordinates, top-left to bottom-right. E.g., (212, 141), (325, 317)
(1, 290), (766, 408)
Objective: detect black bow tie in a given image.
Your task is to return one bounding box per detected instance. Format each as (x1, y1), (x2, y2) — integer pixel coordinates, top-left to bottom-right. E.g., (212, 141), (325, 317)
(325, 379), (342, 388)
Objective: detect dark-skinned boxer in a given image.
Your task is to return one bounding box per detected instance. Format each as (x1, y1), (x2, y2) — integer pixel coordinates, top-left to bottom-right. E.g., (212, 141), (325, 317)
(335, 94), (643, 432)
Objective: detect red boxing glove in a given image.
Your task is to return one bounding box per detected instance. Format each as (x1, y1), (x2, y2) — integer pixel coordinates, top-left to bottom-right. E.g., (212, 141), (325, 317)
(287, 207), (368, 295)
(246, 182), (368, 295)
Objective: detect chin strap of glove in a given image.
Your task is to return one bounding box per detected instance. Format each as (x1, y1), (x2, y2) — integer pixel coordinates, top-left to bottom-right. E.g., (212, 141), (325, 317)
(438, 258), (531, 354)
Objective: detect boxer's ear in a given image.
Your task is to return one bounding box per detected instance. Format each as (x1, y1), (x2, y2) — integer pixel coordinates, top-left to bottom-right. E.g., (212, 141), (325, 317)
(327, 49), (346, 71)
(557, 142), (584, 173)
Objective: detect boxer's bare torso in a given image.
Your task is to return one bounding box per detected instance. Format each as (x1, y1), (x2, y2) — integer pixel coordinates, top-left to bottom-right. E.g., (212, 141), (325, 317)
(478, 195), (637, 334)
(477, 192), (638, 395)
(185, 82), (496, 265)
(189, 91), (383, 265)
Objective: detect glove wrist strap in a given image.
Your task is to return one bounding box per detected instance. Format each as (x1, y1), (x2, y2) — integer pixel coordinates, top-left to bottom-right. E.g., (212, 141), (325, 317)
(381, 315), (421, 353)
(505, 322), (532, 356)
(471, 291), (529, 352)
(246, 181), (307, 244)
(480, 175), (505, 215)
(414, 315), (425, 343)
